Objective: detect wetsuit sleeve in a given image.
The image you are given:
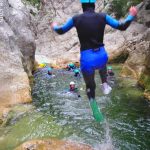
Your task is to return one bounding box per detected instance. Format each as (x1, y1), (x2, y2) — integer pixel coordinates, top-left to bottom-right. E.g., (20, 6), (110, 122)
(105, 14), (135, 31)
(53, 18), (74, 34)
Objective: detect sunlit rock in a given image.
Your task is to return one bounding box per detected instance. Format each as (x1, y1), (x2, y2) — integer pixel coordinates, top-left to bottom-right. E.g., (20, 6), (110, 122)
(15, 139), (94, 150)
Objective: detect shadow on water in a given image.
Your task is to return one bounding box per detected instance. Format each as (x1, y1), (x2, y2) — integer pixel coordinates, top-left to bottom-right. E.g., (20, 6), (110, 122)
(0, 65), (150, 150)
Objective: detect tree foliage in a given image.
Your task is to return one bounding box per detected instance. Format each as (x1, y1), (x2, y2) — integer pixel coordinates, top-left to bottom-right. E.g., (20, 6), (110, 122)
(26, 0), (40, 6)
(111, 0), (142, 18)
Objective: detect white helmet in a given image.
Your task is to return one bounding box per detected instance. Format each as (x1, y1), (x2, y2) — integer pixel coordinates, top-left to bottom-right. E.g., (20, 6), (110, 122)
(70, 81), (75, 85)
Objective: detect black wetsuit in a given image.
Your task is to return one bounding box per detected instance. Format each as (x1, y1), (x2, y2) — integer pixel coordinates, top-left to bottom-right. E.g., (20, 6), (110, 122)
(53, 6), (135, 100)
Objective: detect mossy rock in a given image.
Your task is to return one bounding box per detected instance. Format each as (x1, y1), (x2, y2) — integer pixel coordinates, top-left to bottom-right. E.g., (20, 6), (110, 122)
(138, 70), (150, 100)
(0, 118), (3, 125)
(139, 71), (150, 91)
(29, 75), (35, 88)
(0, 113), (74, 150)
(2, 104), (35, 127)
(121, 65), (137, 78)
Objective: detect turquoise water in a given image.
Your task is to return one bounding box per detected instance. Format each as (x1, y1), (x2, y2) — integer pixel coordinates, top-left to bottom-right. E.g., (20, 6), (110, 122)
(0, 65), (150, 150)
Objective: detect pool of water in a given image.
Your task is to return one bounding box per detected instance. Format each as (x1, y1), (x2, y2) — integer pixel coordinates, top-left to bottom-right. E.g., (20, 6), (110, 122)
(0, 65), (150, 150)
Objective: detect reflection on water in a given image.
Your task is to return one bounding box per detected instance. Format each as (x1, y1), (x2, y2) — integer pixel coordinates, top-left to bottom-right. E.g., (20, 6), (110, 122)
(0, 65), (150, 150)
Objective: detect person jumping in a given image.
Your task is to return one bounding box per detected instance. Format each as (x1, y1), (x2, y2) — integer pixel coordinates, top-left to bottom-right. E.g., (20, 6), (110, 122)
(51, 0), (137, 121)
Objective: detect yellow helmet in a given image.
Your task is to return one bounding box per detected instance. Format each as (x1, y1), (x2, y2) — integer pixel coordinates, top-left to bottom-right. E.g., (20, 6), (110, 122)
(39, 63), (46, 68)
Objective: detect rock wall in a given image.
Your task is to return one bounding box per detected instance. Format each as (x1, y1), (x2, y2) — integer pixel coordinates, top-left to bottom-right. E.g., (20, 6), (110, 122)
(0, 0), (36, 116)
(120, 0), (150, 99)
(104, 0), (150, 99)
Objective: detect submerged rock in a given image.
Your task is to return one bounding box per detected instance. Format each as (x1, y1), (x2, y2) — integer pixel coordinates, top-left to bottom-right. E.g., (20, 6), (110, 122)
(15, 139), (94, 150)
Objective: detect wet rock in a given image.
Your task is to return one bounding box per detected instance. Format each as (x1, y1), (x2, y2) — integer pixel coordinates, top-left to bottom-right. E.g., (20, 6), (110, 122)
(0, 0), (36, 116)
(103, 0), (150, 99)
(1, 104), (35, 126)
(137, 0), (150, 28)
(120, 0), (150, 99)
(15, 139), (94, 150)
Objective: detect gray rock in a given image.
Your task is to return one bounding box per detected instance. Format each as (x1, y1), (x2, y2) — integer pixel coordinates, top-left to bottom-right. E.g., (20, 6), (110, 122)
(0, 0), (36, 114)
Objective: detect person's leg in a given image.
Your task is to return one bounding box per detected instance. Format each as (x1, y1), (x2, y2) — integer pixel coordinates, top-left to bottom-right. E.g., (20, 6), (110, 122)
(99, 65), (112, 95)
(82, 71), (103, 121)
(99, 65), (107, 83)
(82, 72), (96, 100)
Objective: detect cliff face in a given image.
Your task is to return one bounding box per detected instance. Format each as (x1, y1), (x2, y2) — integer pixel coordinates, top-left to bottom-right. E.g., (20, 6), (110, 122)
(105, 0), (150, 99)
(121, 0), (150, 99)
(0, 0), (36, 115)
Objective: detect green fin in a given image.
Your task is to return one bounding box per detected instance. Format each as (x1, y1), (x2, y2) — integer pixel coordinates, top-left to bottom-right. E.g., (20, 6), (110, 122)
(90, 99), (104, 122)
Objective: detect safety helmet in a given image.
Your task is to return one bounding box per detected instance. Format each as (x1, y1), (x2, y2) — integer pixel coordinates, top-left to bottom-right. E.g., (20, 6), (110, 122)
(48, 67), (52, 71)
(39, 63), (46, 68)
(70, 81), (75, 85)
(74, 69), (79, 73)
(69, 63), (74, 67)
(80, 0), (96, 3)
(107, 66), (112, 70)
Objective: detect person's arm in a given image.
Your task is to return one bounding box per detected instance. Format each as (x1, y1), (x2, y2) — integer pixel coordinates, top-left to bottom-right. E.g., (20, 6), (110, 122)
(51, 18), (74, 34)
(106, 6), (137, 31)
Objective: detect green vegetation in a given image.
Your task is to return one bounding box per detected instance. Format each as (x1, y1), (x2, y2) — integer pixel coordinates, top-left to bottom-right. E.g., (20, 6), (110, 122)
(139, 71), (150, 91)
(26, 0), (40, 6)
(23, 0), (41, 8)
(111, 0), (142, 18)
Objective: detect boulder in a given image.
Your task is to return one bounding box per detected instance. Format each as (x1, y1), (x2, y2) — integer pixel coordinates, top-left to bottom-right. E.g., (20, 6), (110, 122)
(15, 139), (94, 150)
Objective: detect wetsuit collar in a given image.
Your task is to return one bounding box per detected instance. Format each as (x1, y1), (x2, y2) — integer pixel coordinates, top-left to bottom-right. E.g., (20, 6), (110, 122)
(83, 7), (95, 13)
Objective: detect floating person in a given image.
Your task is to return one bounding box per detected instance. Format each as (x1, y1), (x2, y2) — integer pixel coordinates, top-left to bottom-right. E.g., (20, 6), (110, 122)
(107, 66), (116, 87)
(48, 67), (52, 75)
(38, 63), (46, 69)
(69, 81), (81, 98)
(46, 67), (55, 78)
(107, 66), (115, 76)
(74, 68), (81, 78)
(51, 0), (137, 122)
(66, 63), (76, 71)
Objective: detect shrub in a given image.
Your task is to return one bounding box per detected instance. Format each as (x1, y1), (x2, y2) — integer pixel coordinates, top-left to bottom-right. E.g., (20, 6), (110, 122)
(26, 0), (40, 6)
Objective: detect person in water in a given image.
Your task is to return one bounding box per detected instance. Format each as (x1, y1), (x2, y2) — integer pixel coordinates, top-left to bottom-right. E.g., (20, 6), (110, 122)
(51, 0), (137, 121)
(48, 67), (52, 75)
(107, 66), (114, 76)
(74, 68), (81, 77)
(47, 67), (56, 78)
(69, 81), (81, 98)
(107, 66), (115, 86)
(67, 63), (76, 71)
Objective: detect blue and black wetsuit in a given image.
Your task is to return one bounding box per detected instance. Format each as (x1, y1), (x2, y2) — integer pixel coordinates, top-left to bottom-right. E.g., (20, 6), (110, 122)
(53, 4), (135, 100)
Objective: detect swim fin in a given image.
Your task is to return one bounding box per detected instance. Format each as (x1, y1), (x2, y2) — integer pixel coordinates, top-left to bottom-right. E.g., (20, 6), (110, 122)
(90, 99), (104, 122)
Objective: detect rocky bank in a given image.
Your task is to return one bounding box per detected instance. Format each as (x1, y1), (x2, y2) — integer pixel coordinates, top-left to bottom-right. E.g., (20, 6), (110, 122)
(0, 0), (36, 119)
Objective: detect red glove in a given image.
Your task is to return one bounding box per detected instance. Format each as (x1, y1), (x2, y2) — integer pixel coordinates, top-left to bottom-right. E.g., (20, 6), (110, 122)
(129, 6), (137, 16)
(51, 22), (58, 30)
